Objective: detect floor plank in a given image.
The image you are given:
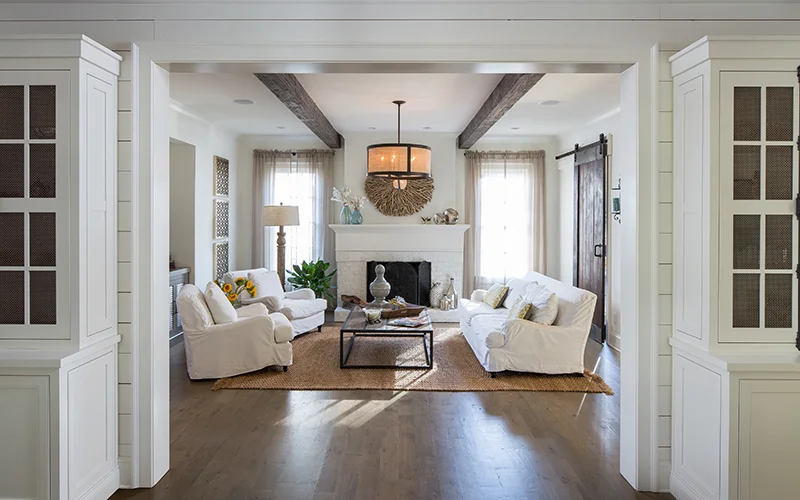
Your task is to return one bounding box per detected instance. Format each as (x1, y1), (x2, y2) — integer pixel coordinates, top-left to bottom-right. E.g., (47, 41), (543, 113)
(112, 323), (673, 500)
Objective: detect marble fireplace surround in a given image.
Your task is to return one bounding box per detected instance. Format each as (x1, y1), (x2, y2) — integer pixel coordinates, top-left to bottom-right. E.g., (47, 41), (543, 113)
(330, 224), (470, 322)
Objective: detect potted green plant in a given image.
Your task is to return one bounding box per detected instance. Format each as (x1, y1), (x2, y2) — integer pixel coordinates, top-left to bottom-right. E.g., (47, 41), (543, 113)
(286, 259), (337, 307)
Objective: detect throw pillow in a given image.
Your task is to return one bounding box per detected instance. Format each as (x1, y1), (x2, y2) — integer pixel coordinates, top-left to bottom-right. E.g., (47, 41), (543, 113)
(257, 294), (284, 314)
(504, 278), (533, 308)
(482, 283), (509, 309)
(506, 298), (533, 320)
(247, 269), (283, 298)
(526, 283), (559, 325)
(204, 282), (238, 325)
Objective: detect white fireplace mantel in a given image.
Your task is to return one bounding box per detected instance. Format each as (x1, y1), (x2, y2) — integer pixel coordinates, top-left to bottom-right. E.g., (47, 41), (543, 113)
(330, 224), (470, 322)
(329, 224), (469, 252)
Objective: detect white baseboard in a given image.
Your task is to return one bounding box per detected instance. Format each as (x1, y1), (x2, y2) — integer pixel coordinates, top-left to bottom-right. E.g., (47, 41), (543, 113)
(670, 470), (710, 500)
(76, 466), (120, 500)
(118, 457), (133, 488)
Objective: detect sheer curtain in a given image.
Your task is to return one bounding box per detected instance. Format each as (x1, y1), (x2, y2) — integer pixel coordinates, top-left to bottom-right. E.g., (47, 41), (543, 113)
(463, 150), (546, 293)
(252, 149), (335, 272)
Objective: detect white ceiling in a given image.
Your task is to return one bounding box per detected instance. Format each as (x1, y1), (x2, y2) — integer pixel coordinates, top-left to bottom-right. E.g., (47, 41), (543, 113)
(491, 73), (620, 136)
(169, 72), (620, 138)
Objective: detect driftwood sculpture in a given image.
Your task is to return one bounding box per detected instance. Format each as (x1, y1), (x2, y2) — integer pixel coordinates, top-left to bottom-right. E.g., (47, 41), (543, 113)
(364, 177), (434, 217)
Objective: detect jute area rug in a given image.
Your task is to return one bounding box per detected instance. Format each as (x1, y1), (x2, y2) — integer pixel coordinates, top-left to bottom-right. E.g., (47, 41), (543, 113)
(212, 326), (613, 394)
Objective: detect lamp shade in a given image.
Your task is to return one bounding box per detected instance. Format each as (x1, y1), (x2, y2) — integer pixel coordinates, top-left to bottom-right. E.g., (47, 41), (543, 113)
(367, 144), (431, 179)
(262, 204), (300, 226)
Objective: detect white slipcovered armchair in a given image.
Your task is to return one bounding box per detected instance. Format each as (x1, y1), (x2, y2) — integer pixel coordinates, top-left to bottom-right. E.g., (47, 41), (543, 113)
(223, 268), (327, 337)
(176, 284), (293, 380)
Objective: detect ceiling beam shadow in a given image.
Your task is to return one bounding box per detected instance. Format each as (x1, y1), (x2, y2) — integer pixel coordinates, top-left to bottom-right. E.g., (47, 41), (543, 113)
(457, 73), (545, 149)
(254, 73), (343, 148)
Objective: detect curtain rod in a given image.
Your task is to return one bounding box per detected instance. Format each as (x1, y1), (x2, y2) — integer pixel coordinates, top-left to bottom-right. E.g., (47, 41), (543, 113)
(555, 133), (606, 160)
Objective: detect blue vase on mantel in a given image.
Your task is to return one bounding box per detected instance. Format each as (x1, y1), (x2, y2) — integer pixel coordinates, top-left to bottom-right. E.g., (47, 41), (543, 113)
(339, 205), (352, 224)
(349, 208), (363, 225)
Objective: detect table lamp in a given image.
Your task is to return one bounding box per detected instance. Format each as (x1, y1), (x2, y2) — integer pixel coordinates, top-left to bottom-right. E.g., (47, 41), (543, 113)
(262, 203), (300, 288)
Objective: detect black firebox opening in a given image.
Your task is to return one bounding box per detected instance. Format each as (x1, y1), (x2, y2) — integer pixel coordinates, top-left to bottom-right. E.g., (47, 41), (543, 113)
(366, 261), (431, 306)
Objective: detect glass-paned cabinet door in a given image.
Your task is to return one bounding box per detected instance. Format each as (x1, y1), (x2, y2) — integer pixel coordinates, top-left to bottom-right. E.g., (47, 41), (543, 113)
(719, 72), (799, 343)
(0, 71), (69, 340)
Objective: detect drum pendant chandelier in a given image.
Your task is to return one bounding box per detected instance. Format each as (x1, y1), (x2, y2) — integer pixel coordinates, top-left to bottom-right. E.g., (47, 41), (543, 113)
(366, 100), (431, 190)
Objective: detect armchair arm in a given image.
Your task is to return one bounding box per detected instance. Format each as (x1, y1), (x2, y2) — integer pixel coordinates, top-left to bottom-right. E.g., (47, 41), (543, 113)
(269, 312), (294, 343)
(284, 288), (315, 300)
(485, 319), (588, 372)
(185, 314), (277, 355)
(241, 295), (283, 313)
(470, 289), (488, 302)
(236, 303), (269, 318)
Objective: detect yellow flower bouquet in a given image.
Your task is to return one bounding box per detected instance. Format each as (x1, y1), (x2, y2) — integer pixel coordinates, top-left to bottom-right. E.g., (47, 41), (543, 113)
(214, 278), (257, 308)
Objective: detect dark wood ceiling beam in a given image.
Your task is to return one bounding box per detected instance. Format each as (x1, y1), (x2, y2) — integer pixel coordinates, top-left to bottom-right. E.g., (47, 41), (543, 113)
(254, 73), (343, 148)
(457, 73), (545, 149)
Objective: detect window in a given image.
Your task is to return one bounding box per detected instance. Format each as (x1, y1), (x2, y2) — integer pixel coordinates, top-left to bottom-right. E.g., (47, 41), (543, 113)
(466, 151), (545, 292)
(255, 150), (334, 273)
(267, 160), (316, 271)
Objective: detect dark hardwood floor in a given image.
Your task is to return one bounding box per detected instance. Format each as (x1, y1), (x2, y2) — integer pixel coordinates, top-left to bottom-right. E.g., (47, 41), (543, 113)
(112, 323), (673, 500)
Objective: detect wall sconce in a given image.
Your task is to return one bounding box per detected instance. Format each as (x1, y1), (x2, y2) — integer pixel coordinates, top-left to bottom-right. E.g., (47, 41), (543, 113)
(611, 179), (621, 222)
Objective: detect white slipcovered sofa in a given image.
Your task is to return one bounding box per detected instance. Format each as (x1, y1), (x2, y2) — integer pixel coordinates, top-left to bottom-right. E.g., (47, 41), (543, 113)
(223, 268), (327, 337)
(176, 284), (293, 380)
(459, 271), (597, 376)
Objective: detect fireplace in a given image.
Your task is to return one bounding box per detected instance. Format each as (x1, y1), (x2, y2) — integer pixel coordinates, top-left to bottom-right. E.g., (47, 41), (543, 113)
(366, 261), (431, 306)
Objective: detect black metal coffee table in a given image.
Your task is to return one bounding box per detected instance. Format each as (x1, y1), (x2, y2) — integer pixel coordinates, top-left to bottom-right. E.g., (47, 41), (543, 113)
(340, 306), (433, 369)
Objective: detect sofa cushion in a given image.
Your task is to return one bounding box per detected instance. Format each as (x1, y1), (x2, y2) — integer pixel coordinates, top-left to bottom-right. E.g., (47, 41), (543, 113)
(459, 298), (507, 326)
(177, 284), (214, 331)
(526, 283), (558, 325)
(204, 282), (238, 325)
(280, 298), (327, 320)
(482, 283), (509, 309)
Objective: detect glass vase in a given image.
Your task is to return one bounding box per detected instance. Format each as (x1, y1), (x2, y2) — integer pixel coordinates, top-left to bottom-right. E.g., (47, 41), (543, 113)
(339, 205), (352, 224)
(444, 277), (458, 309)
(349, 208), (363, 225)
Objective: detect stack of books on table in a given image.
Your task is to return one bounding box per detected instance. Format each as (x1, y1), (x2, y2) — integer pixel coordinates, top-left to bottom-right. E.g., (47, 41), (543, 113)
(387, 316), (427, 328)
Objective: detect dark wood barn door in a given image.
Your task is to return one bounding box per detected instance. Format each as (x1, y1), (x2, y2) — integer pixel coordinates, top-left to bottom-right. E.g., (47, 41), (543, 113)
(573, 139), (607, 344)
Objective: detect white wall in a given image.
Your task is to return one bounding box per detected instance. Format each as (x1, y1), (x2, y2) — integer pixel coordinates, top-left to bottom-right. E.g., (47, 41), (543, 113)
(341, 132), (461, 224)
(467, 136), (561, 279)
(168, 141), (196, 280)
(235, 133), (561, 278)
(168, 105), (239, 286)
(556, 110), (621, 346)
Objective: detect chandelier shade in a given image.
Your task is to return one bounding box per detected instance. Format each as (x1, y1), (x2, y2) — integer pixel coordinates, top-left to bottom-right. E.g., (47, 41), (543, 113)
(366, 143), (432, 178)
(366, 100), (432, 186)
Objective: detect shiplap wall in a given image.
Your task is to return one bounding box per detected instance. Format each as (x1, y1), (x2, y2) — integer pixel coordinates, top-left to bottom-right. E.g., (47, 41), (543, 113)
(116, 45), (138, 488)
(656, 47), (677, 491)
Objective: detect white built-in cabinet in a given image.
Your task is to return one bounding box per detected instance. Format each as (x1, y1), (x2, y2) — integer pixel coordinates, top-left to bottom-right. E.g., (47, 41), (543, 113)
(0, 36), (120, 500)
(670, 36), (800, 500)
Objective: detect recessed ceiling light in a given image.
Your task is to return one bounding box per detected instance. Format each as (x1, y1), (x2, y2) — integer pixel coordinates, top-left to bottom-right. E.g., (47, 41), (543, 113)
(368, 127), (377, 130)
(276, 126), (285, 130)
(233, 99), (255, 105)
(422, 126), (431, 130)
(538, 99), (560, 106)
(511, 127), (520, 131)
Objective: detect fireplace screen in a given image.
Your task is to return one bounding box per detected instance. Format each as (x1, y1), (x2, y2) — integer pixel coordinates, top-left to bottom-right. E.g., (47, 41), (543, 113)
(366, 261), (431, 306)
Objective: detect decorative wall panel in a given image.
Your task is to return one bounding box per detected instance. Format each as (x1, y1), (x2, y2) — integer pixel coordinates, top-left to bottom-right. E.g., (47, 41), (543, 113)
(214, 156), (229, 197)
(212, 156), (230, 279)
(213, 200), (229, 239)
(213, 241), (229, 280)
